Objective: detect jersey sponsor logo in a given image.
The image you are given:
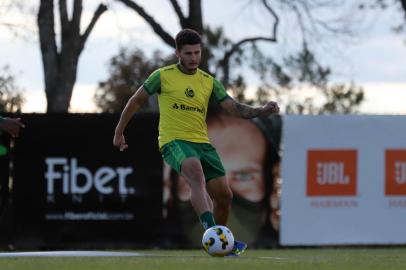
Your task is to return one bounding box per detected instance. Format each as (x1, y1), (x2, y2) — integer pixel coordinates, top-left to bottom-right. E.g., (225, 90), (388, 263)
(306, 149), (357, 196)
(385, 150), (406, 195)
(172, 103), (205, 114)
(185, 87), (195, 98)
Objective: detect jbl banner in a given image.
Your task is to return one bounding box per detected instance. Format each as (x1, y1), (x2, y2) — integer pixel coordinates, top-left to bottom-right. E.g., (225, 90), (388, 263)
(281, 115), (406, 245)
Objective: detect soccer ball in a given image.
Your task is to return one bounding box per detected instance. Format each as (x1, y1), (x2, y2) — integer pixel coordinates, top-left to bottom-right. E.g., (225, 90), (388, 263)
(202, 225), (234, 257)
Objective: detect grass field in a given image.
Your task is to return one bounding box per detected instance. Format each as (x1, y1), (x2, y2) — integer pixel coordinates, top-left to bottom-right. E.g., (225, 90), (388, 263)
(1, 248), (406, 270)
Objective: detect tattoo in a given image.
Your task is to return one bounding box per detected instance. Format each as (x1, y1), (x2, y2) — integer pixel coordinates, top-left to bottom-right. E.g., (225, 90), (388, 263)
(234, 102), (262, 119)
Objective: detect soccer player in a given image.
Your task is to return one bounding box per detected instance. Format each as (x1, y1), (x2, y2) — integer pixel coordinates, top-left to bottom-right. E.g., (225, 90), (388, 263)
(113, 28), (279, 256)
(163, 114), (281, 248)
(0, 117), (25, 138)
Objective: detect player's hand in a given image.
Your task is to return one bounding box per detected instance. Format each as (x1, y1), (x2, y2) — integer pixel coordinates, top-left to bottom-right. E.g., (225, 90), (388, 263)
(0, 117), (25, 138)
(261, 101), (280, 115)
(113, 133), (128, 151)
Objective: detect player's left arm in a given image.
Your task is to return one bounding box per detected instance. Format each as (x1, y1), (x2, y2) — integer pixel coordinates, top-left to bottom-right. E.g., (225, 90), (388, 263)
(219, 96), (280, 119)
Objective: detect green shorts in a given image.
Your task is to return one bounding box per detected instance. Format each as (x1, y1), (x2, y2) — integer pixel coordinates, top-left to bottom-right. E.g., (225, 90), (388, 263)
(161, 140), (226, 182)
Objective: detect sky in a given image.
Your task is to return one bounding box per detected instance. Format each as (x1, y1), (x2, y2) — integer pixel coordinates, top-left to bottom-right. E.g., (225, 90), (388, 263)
(0, 0), (406, 114)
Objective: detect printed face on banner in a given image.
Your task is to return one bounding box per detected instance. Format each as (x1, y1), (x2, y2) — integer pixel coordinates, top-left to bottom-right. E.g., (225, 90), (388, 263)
(306, 150), (357, 196)
(385, 150), (406, 196)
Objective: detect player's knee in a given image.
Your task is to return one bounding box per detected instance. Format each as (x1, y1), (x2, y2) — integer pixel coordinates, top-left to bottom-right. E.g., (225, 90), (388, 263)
(181, 159), (205, 185)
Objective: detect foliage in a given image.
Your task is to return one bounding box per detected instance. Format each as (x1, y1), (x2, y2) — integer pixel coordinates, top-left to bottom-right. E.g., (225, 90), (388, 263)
(95, 26), (252, 112)
(99, 0), (371, 114)
(204, 26), (252, 103)
(94, 49), (175, 112)
(0, 66), (24, 113)
(254, 44), (364, 114)
(359, 0), (406, 39)
(97, 35), (364, 115)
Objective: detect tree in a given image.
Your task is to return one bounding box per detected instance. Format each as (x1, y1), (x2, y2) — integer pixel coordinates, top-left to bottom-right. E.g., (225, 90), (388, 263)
(98, 41), (364, 114)
(37, 0), (107, 112)
(115, 0), (208, 70)
(115, 0), (356, 87)
(360, 0), (406, 37)
(94, 27), (252, 112)
(115, 0), (277, 85)
(363, 0), (406, 19)
(94, 49), (176, 112)
(101, 0), (367, 114)
(116, 0), (372, 87)
(0, 1), (33, 38)
(0, 66), (25, 113)
(256, 44), (364, 114)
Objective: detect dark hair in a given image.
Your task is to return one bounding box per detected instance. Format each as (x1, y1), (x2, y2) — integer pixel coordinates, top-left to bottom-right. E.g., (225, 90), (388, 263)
(175, 29), (202, 50)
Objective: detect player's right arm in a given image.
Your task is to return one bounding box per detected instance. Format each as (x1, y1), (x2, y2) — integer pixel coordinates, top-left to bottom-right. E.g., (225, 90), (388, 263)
(114, 69), (161, 151)
(113, 86), (149, 151)
(0, 117), (25, 138)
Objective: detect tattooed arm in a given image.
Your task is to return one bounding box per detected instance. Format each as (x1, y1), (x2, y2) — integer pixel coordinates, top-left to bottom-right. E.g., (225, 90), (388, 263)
(219, 96), (280, 119)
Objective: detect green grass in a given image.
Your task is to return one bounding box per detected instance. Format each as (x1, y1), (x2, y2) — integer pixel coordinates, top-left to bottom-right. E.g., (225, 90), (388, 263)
(1, 248), (406, 270)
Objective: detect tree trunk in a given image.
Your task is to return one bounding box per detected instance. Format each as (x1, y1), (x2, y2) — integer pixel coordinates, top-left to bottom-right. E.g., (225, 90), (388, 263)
(117, 0), (209, 72)
(400, 0), (406, 20)
(187, 0), (208, 71)
(188, 0), (203, 34)
(38, 0), (107, 113)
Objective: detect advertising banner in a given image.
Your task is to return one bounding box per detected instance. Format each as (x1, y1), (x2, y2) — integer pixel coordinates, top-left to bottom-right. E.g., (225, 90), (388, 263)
(11, 113), (162, 248)
(0, 131), (10, 214)
(281, 115), (406, 245)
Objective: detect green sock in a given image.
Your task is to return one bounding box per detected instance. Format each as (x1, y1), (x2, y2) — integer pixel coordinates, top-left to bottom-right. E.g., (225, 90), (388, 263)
(199, 211), (216, 230)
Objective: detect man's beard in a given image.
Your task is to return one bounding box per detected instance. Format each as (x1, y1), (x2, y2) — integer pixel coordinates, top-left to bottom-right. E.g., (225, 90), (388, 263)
(179, 59), (198, 72)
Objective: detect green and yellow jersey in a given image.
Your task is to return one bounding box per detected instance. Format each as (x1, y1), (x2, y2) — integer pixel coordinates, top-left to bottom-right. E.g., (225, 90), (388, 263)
(143, 64), (228, 149)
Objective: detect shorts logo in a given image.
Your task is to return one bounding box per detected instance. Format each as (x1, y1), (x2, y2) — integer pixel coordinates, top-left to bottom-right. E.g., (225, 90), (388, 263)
(185, 87), (195, 98)
(307, 150), (357, 196)
(385, 150), (406, 195)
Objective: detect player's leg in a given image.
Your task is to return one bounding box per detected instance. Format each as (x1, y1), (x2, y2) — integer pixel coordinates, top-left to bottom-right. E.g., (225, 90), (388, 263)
(181, 157), (216, 229)
(199, 144), (232, 225)
(207, 176), (247, 256)
(201, 144), (247, 256)
(181, 157), (211, 214)
(162, 140), (216, 230)
(204, 189), (214, 212)
(206, 176), (232, 225)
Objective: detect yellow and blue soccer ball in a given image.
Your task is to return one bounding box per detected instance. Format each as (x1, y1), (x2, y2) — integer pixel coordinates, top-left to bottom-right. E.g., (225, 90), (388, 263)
(202, 225), (234, 256)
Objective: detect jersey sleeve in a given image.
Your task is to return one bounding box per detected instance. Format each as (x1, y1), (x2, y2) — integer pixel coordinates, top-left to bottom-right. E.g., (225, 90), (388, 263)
(143, 69), (161, 95)
(211, 78), (229, 102)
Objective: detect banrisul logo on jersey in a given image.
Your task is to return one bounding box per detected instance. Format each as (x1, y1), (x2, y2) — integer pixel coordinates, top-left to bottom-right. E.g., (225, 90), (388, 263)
(172, 103), (205, 114)
(185, 86), (195, 98)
